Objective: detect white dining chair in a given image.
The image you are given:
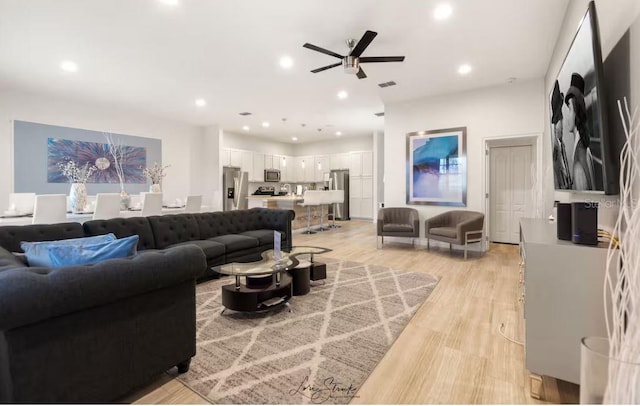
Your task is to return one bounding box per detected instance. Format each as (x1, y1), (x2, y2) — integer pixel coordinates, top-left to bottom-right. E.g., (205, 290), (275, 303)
(184, 195), (202, 213)
(32, 194), (68, 224)
(141, 192), (163, 216)
(92, 193), (122, 220)
(8, 193), (36, 214)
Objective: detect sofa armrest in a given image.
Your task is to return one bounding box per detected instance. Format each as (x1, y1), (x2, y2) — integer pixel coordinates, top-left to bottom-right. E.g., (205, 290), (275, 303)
(457, 216), (485, 242)
(0, 245), (206, 331)
(425, 212), (449, 232)
(408, 210), (420, 234)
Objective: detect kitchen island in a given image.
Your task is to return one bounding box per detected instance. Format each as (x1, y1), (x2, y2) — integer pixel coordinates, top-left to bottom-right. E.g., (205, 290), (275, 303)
(247, 195), (329, 231)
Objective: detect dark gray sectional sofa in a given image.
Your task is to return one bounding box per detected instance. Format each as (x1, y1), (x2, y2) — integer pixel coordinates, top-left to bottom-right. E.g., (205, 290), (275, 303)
(0, 208), (294, 403)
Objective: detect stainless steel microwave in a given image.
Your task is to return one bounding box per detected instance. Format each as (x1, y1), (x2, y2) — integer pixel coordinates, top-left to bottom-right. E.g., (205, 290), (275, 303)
(264, 169), (281, 182)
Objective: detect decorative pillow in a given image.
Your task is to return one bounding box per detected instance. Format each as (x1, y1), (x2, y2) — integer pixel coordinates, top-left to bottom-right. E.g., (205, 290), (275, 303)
(47, 235), (139, 268)
(21, 234), (117, 267)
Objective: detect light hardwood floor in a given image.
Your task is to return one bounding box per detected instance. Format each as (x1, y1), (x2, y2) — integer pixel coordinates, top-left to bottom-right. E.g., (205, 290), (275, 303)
(124, 220), (578, 404)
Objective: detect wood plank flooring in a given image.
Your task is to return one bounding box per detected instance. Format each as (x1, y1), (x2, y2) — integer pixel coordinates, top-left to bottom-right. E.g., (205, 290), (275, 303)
(123, 220), (579, 404)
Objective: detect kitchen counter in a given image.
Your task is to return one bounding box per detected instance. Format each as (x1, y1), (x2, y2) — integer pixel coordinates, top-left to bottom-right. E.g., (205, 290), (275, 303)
(247, 195), (329, 230)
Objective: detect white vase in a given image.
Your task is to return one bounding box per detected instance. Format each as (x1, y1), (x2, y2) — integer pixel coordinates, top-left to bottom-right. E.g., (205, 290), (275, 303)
(69, 182), (87, 213)
(120, 188), (131, 210)
(150, 183), (161, 193)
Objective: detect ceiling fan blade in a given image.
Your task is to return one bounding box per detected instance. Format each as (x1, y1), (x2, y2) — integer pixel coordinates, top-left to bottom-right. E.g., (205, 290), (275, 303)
(311, 62), (342, 73)
(303, 43), (344, 59)
(359, 56), (406, 63)
(350, 30), (378, 57)
(356, 67), (367, 79)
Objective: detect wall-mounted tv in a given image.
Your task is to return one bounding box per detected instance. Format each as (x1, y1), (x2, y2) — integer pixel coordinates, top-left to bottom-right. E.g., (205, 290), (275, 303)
(549, 1), (618, 194)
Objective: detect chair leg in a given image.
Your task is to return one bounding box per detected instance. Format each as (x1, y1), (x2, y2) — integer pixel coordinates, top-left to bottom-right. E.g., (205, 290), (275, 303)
(464, 242), (468, 260)
(302, 206), (316, 234)
(427, 238), (430, 250)
(449, 243), (452, 253)
(318, 205), (327, 231)
(411, 238), (415, 247)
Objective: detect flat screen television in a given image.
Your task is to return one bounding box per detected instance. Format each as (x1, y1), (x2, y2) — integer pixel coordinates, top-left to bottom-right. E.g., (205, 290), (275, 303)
(549, 1), (618, 194)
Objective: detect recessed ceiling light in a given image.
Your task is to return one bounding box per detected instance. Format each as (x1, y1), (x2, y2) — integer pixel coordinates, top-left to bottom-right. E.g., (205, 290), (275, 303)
(337, 90), (348, 100)
(291, 137), (298, 141)
(434, 4), (453, 20)
(60, 60), (78, 73)
(279, 56), (294, 69)
(242, 125), (250, 131)
(335, 131), (342, 136)
(195, 98), (206, 107)
(159, 0), (179, 5)
(458, 64), (472, 75)
(262, 121), (270, 128)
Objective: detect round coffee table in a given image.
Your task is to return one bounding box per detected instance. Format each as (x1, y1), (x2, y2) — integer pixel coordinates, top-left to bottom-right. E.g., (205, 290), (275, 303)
(284, 246), (332, 296)
(217, 251), (297, 313)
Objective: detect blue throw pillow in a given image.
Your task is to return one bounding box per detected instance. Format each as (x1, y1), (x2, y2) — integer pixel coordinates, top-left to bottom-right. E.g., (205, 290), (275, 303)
(47, 235), (139, 268)
(21, 234), (117, 267)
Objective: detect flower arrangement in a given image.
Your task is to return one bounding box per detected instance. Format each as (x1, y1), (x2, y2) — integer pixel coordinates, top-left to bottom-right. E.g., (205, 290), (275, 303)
(141, 162), (170, 184)
(57, 160), (96, 183)
(104, 133), (127, 191)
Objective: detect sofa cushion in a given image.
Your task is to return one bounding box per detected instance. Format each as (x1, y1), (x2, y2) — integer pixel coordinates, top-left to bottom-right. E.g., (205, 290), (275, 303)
(47, 235), (139, 268)
(382, 223), (414, 233)
(83, 217), (156, 251)
(21, 234), (117, 267)
(239, 229), (285, 246)
(209, 234), (259, 252)
(167, 240), (225, 263)
(148, 214), (200, 249)
(429, 226), (458, 238)
(0, 223), (85, 253)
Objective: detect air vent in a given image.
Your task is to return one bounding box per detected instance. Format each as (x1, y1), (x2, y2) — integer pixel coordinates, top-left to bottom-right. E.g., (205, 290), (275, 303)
(238, 112), (252, 116)
(378, 81), (397, 88)
(374, 112), (385, 117)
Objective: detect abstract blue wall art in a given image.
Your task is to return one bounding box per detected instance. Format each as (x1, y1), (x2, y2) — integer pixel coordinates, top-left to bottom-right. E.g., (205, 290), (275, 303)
(47, 138), (146, 184)
(406, 127), (467, 206)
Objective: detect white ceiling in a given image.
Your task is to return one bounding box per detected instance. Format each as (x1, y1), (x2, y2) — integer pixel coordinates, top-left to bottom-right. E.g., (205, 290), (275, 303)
(0, 0), (568, 143)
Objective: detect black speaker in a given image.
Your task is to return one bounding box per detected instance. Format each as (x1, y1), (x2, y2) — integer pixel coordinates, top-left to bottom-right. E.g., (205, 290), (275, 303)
(571, 202), (599, 245)
(557, 203), (573, 241)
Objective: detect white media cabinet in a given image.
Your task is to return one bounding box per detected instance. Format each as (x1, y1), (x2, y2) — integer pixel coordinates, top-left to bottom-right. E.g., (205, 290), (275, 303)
(519, 218), (612, 399)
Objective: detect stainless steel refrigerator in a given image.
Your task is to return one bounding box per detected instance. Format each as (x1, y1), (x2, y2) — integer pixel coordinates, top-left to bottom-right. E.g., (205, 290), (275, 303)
(222, 166), (248, 211)
(330, 169), (349, 220)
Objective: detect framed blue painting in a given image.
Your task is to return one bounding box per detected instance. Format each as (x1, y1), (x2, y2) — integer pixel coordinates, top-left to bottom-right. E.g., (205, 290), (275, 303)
(406, 127), (467, 206)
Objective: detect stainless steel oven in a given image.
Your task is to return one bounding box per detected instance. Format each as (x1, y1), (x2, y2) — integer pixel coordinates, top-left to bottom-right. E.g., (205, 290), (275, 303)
(264, 169), (281, 182)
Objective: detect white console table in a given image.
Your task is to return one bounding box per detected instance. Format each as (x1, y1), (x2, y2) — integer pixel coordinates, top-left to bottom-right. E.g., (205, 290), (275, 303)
(519, 218), (613, 398)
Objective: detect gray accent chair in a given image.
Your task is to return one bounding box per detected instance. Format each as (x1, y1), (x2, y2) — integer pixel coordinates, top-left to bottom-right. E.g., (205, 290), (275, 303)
(377, 207), (420, 248)
(425, 210), (485, 259)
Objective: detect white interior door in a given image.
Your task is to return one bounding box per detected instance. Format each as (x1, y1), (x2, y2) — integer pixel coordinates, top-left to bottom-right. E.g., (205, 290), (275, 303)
(490, 145), (532, 244)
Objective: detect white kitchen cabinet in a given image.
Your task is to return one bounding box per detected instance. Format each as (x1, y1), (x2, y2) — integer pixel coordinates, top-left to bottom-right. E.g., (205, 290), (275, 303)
(362, 151), (373, 177)
(221, 148), (231, 167)
(240, 150), (253, 175)
(361, 198), (373, 218)
(264, 154), (273, 169)
(252, 153), (264, 182)
(350, 177), (362, 198)
(349, 152), (363, 177)
(361, 177), (373, 198)
(330, 153), (349, 170)
(314, 155), (329, 182)
(279, 156), (289, 182)
(229, 149), (242, 167)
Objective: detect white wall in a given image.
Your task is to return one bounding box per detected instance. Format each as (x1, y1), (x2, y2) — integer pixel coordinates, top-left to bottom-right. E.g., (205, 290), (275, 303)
(543, 0), (640, 229)
(0, 89), (206, 209)
(222, 131), (294, 156)
(292, 135), (373, 156)
(384, 79), (545, 236)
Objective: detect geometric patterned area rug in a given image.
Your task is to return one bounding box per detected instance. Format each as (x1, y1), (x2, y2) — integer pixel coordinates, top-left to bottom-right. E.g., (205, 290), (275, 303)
(177, 258), (439, 404)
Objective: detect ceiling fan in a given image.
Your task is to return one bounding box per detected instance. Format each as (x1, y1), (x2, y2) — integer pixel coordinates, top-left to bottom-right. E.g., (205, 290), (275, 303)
(303, 30), (405, 79)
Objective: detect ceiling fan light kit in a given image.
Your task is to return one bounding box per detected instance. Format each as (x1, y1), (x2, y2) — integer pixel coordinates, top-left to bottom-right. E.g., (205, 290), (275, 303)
(303, 30), (405, 80)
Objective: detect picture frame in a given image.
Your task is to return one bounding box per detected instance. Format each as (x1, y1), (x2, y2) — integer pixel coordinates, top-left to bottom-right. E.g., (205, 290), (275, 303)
(406, 126), (467, 206)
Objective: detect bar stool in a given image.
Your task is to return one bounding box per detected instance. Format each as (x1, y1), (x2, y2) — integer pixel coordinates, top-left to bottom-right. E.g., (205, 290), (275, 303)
(299, 190), (321, 234)
(317, 191), (331, 231)
(328, 189), (344, 228)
